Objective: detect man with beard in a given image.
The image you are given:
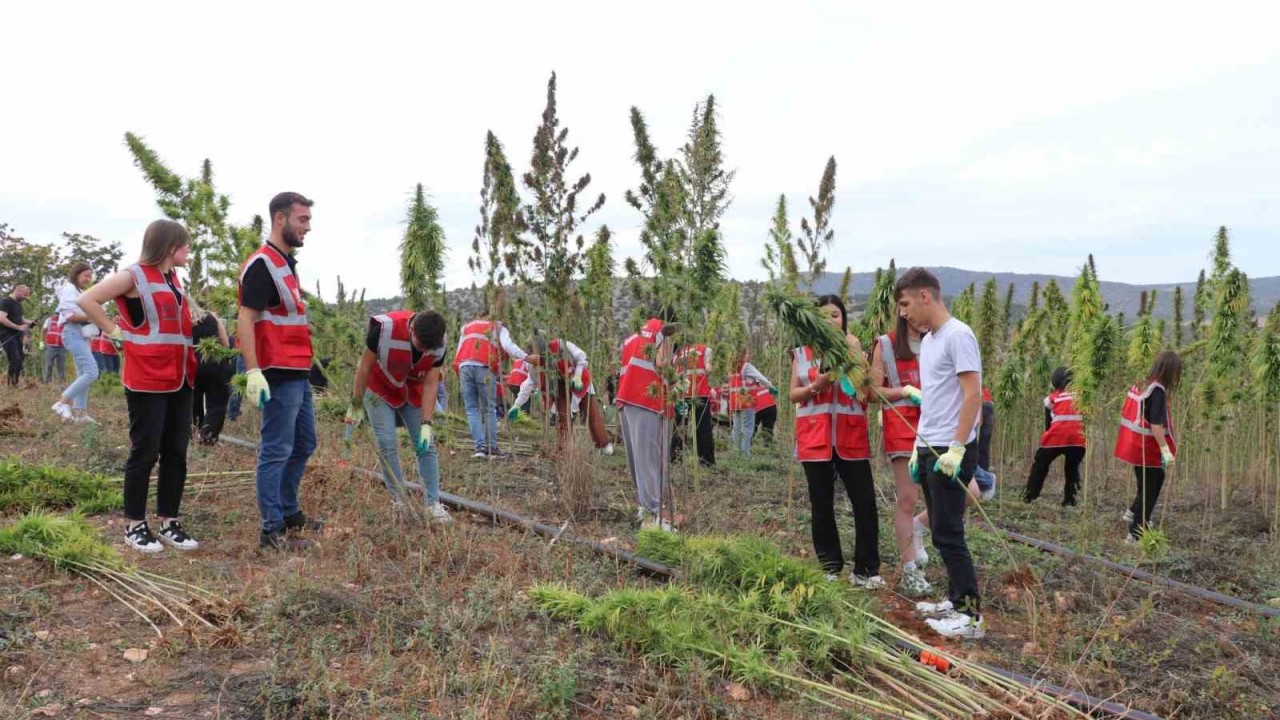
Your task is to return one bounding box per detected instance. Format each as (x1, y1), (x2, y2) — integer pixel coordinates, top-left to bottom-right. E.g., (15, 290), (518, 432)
(0, 285), (34, 387)
(237, 192), (324, 552)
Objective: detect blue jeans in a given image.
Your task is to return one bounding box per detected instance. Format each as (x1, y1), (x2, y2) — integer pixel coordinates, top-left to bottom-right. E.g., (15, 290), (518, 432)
(731, 408), (757, 456)
(459, 364), (498, 453)
(60, 325), (99, 411)
(363, 390), (440, 505)
(255, 377), (317, 533)
(974, 467), (996, 493)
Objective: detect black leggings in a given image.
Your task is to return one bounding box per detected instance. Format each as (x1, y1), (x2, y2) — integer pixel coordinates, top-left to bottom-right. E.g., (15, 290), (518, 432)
(1128, 465), (1165, 538)
(802, 457), (880, 577)
(124, 388), (193, 521)
(754, 406), (777, 440)
(1023, 446), (1086, 505)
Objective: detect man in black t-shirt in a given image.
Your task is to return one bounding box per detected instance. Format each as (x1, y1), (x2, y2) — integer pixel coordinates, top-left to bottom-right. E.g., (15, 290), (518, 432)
(0, 285), (34, 386)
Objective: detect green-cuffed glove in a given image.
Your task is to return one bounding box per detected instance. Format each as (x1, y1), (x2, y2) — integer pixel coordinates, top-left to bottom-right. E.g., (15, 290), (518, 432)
(768, 385), (779, 397)
(245, 369), (271, 409)
(908, 447), (922, 484)
(901, 385), (922, 406)
(108, 325), (124, 343)
(508, 405), (525, 422)
(675, 400), (689, 417)
(839, 374), (856, 396)
(1161, 447), (1175, 469)
(570, 373), (584, 393)
(933, 442), (966, 479)
(344, 402), (364, 429)
(414, 424), (434, 456)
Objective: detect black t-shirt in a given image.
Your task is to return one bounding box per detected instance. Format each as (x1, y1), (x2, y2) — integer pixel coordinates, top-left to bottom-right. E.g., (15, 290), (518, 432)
(1143, 386), (1168, 426)
(0, 297), (24, 339)
(238, 245), (309, 381)
(123, 272), (183, 327)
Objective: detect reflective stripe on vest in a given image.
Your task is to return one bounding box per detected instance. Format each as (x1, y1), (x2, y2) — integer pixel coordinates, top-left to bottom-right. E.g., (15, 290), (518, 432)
(877, 334), (916, 408)
(375, 314), (413, 388)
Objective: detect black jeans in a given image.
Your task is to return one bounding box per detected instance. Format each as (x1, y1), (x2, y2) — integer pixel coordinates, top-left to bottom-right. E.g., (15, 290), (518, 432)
(920, 442), (981, 617)
(977, 401), (995, 469)
(1, 334), (23, 385)
(124, 387), (193, 521)
(754, 406), (777, 442)
(673, 397), (715, 467)
(1023, 446), (1086, 505)
(193, 364), (231, 442)
(1128, 465), (1165, 538)
(803, 457), (880, 577)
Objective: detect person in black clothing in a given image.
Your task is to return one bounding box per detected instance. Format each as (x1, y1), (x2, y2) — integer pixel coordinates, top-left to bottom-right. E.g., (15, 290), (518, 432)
(1023, 367), (1088, 506)
(0, 285), (34, 386)
(190, 300), (233, 445)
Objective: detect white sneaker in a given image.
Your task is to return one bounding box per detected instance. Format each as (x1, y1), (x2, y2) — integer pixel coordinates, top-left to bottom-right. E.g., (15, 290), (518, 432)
(824, 573), (839, 582)
(899, 564), (933, 597)
(601, 443), (615, 456)
(912, 521), (929, 567)
(926, 613), (985, 639)
(1123, 534), (1139, 545)
(124, 522), (164, 554)
(915, 598), (955, 617)
(850, 574), (886, 591)
(980, 484), (996, 502)
(156, 520), (199, 550)
(426, 502), (453, 524)
(51, 403), (72, 421)
(471, 451), (488, 459)
(658, 520), (678, 533)
(1122, 509), (1134, 524)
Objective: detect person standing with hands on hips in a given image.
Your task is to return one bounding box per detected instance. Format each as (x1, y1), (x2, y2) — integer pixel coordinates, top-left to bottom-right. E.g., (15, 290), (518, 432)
(237, 192), (323, 552)
(896, 268), (986, 639)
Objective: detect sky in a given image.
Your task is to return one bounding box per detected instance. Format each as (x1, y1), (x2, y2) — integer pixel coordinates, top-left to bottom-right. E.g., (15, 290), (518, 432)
(4, 0), (1279, 301)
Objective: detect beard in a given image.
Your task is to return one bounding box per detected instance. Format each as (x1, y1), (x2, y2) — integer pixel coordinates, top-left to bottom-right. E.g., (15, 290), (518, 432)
(282, 224), (305, 248)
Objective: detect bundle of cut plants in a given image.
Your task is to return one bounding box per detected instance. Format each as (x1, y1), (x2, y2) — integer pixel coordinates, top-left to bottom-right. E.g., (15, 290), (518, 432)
(766, 286), (869, 393)
(0, 511), (231, 638)
(531, 531), (1090, 719)
(0, 457), (122, 514)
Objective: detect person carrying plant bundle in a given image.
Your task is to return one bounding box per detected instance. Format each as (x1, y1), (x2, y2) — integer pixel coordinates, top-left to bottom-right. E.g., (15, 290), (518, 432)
(618, 310), (678, 531)
(77, 219), (200, 554)
(189, 299), (233, 445)
(1023, 366), (1087, 506)
(0, 284), (34, 387)
(451, 296), (539, 459)
(347, 308), (452, 523)
(1114, 350), (1181, 543)
(896, 267), (986, 640)
(510, 335), (613, 455)
(237, 192), (324, 552)
(790, 294), (883, 590)
(90, 331), (120, 375)
(728, 347), (778, 457)
(51, 262), (100, 423)
(870, 313), (932, 597)
(672, 343), (716, 467)
(752, 369), (778, 444)
(40, 315), (67, 384)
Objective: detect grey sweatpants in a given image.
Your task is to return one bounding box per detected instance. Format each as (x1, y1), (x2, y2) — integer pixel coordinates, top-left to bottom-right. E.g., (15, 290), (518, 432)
(620, 404), (671, 516)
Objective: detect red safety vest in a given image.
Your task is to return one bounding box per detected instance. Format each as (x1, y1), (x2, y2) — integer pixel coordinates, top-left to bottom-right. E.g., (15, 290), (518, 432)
(1114, 382), (1176, 466)
(876, 333), (922, 456)
(1041, 390), (1086, 448)
(675, 344), (711, 398)
(115, 263), (195, 393)
(44, 318), (63, 348)
(727, 365), (759, 412)
(753, 384), (776, 412)
(238, 245), (313, 371)
(90, 335), (118, 356)
(793, 346), (870, 461)
(617, 318), (667, 414)
(367, 311), (445, 409)
(452, 319), (503, 374)
(544, 338), (592, 400)
(506, 358), (529, 387)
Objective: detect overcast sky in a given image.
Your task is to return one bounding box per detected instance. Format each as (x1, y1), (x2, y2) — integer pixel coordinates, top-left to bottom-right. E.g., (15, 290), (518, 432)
(4, 0), (1278, 300)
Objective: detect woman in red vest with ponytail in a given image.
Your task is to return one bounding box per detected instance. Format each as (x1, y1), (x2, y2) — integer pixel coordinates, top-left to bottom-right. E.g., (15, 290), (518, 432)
(789, 294), (882, 588)
(1023, 366), (1087, 506)
(1114, 351), (1181, 542)
(78, 220), (200, 554)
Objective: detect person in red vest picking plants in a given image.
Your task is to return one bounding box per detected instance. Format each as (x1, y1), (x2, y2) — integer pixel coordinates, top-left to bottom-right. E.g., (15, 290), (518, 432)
(40, 315), (67, 384)
(752, 368), (779, 444)
(452, 294), (539, 459)
(78, 220), (200, 554)
(673, 342), (716, 467)
(617, 309), (679, 531)
(789, 294), (882, 591)
(509, 334), (612, 454)
(896, 268), (986, 640)
(237, 192), (324, 552)
(505, 358), (531, 416)
(728, 347), (778, 457)
(1114, 351), (1181, 543)
(1023, 367), (1087, 506)
(347, 309), (452, 523)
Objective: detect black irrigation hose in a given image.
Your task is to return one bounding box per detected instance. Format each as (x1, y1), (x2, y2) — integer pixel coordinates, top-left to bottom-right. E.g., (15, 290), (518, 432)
(219, 433), (1158, 719)
(992, 527), (1280, 620)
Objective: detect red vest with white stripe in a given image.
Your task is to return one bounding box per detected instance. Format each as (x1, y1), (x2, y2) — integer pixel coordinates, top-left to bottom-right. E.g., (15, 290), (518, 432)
(367, 311), (445, 409)
(1114, 382), (1176, 466)
(238, 245), (313, 371)
(675, 344), (711, 398)
(115, 263), (195, 392)
(728, 365), (759, 412)
(793, 346), (870, 461)
(44, 318), (63, 348)
(1041, 389), (1086, 448)
(452, 319), (502, 374)
(876, 334), (921, 455)
(546, 338), (592, 400)
(90, 335), (118, 356)
(617, 318), (666, 414)
(506, 359), (529, 387)
(753, 384), (776, 412)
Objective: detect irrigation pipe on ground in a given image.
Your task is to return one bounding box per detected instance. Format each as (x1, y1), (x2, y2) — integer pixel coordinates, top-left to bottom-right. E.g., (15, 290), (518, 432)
(220, 432), (1164, 719)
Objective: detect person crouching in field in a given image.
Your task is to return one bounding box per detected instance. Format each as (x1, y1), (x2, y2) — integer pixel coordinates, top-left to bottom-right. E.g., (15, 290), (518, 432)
(77, 220), (200, 554)
(348, 309), (453, 523)
(1115, 351), (1181, 542)
(1023, 367), (1087, 506)
(510, 334), (612, 454)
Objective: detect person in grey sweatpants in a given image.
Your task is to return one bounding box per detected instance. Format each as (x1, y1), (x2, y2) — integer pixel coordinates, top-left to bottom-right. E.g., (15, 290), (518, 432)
(620, 406), (672, 523)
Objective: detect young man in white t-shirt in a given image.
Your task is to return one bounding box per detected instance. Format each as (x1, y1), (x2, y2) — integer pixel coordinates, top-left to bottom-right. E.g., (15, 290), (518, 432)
(897, 268), (985, 639)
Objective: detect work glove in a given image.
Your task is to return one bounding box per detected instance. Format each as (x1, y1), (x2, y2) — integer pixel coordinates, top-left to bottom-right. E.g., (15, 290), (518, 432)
(675, 400), (689, 417)
(414, 424), (434, 456)
(901, 385), (922, 406)
(908, 447), (922, 484)
(768, 385), (779, 397)
(245, 369), (271, 409)
(508, 405), (525, 422)
(344, 402), (364, 429)
(570, 373), (584, 393)
(839, 368), (865, 397)
(1160, 448), (1175, 469)
(933, 442), (966, 479)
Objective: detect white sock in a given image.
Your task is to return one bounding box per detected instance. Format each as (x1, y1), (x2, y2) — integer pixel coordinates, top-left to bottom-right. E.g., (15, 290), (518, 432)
(903, 561), (917, 572)
(913, 517), (927, 534)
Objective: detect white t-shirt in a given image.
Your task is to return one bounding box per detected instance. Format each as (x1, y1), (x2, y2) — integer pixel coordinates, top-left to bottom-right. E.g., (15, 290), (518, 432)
(55, 282), (82, 324)
(917, 317), (983, 446)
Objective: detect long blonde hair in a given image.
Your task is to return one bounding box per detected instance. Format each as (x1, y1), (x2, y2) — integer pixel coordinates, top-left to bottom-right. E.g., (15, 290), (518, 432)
(186, 296), (209, 325)
(139, 219), (190, 267)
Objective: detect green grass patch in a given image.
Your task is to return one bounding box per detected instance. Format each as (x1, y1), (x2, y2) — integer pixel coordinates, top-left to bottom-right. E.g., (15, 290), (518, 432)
(0, 456), (122, 514)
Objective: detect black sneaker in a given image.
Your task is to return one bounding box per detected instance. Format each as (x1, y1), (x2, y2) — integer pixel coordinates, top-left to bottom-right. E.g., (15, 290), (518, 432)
(260, 529), (313, 552)
(283, 511), (324, 533)
(125, 522), (164, 554)
(157, 519), (199, 550)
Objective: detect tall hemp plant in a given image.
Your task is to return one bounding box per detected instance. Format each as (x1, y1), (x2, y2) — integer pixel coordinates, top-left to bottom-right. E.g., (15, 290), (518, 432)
(400, 183), (447, 312)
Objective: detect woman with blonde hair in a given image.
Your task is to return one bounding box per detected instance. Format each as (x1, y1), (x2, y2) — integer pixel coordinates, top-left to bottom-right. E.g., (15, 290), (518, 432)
(78, 219), (200, 554)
